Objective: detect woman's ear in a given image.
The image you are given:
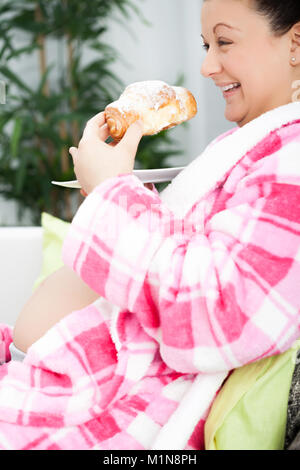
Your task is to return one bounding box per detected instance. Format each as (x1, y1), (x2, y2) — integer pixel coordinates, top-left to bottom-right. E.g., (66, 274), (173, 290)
(290, 22), (300, 52)
(289, 23), (300, 66)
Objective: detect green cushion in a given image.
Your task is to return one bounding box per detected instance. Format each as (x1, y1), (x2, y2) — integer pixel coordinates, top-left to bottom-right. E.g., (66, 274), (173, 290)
(205, 340), (300, 450)
(33, 212), (70, 290)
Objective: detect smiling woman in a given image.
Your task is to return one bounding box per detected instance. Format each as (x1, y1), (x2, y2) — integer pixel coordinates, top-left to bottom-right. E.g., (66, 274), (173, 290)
(200, 0), (300, 126)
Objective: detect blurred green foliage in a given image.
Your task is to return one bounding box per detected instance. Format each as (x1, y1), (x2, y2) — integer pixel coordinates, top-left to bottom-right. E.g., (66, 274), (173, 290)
(0, 0), (183, 224)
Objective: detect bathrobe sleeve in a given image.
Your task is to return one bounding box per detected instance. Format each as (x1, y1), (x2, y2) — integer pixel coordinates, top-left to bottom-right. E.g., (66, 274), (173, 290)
(62, 171), (300, 374)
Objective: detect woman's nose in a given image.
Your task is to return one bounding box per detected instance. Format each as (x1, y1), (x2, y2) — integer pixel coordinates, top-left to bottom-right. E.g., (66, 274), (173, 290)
(200, 49), (223, 78)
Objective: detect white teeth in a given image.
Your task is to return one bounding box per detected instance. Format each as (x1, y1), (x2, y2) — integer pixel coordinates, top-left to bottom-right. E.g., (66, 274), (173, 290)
(222, 83), (240, 92)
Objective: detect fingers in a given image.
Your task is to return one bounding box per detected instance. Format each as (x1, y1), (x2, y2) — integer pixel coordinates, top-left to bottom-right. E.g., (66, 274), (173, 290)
(69, 147), (87, 195)
(118, 120), (144, 155)
(81, 111), (106, 141)
(99, 123), (110, 141)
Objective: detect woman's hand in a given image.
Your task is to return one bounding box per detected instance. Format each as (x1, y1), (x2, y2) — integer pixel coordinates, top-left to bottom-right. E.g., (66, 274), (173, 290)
(69, 112), (143, 195)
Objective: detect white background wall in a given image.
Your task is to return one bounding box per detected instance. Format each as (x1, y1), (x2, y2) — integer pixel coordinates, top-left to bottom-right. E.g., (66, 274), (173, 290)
(0, 0), (233, 226)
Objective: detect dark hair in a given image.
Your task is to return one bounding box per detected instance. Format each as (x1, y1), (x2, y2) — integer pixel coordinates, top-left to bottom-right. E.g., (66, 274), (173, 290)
(204, 0), (300, 37)
(249, 0), (300, 36)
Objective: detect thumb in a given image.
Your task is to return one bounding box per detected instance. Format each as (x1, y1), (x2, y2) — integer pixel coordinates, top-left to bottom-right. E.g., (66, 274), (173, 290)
(69, 146), (78, 162)
(119, 120), (144, 155)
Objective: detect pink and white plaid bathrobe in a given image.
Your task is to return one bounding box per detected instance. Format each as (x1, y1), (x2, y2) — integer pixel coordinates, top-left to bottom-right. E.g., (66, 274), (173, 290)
(1, 102), (300, 450)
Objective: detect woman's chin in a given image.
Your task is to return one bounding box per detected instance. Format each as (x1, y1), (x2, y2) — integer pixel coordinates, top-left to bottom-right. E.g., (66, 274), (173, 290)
(224, 107), (246, 126)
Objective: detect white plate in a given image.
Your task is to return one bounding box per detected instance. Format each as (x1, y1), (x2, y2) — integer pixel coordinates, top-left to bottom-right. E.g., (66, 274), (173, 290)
(52, 166), (185, 189)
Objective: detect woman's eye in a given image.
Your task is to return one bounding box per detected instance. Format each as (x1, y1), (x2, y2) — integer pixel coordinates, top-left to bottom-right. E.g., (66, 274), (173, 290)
(218, 40), (232, 47)
(201, 41), (232, 51)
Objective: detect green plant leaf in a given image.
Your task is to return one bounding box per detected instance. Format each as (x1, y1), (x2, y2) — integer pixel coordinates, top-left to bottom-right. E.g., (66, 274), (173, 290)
(15, 153), (27, 195)
(10, 116), (23, 158)
(6, 42), (40, 60)
(0, 65), (32, 94)
(36, 65), (53, 95)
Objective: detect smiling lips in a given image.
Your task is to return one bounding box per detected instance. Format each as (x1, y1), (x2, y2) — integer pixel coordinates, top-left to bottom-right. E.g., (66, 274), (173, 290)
(220, 83), (241, 98)
(213, 81), (242, 99)
(222, 82), (240, 92)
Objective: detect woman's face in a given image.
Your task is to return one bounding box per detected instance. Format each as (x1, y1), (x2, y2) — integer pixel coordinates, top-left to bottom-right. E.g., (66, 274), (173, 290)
(201, 0), (293, 127)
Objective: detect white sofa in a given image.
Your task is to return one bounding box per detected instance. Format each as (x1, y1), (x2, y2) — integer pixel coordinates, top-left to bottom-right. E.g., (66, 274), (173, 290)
(0, 227), (43, 326)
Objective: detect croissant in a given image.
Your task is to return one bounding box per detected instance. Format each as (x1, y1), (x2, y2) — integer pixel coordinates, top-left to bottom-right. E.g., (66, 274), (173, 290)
(104, 80), (197, 141)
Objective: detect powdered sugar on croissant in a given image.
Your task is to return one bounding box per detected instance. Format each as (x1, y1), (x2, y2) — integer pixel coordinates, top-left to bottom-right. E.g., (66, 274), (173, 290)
(105, 80), (197, 140)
